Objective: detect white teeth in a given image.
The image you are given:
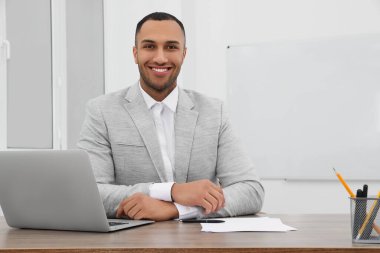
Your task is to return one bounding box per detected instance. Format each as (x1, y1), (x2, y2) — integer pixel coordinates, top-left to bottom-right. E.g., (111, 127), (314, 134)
(152, 68), (168, 72)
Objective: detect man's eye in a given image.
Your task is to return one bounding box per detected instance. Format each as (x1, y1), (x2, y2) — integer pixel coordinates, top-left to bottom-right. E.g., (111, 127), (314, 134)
(143, 44), (155, 49)
(167, 45), (178, 50)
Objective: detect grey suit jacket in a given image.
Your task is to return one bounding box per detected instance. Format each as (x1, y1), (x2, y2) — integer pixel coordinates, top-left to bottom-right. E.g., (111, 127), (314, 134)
(77, 83), (264, 218)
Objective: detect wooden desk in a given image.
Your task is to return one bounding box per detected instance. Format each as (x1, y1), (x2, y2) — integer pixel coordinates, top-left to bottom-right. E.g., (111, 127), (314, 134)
(0, 214), (380, 252)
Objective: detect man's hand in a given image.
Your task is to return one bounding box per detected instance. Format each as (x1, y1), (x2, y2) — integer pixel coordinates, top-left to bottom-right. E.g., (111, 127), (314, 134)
(171, 179), (225, 214)
(116, 193), (179, 221)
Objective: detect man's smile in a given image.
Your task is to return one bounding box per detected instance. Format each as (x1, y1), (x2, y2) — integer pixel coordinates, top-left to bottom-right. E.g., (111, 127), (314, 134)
(149, 66), (173, 76)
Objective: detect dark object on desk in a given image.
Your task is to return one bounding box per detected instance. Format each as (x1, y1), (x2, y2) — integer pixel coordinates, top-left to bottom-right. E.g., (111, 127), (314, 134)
(180, 219), (225, 223)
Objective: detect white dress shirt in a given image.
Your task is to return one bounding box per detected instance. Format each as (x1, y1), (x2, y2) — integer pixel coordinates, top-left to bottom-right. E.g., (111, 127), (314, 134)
(139, 83), (200, 219)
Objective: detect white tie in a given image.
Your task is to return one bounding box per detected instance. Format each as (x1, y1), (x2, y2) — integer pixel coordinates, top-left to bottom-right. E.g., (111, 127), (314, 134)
(152, 103), (174, 182)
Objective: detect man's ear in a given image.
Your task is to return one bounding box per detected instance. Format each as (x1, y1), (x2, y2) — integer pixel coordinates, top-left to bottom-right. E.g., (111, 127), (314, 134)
(183, 47), (187, 59)
(133, 46), (138, 64)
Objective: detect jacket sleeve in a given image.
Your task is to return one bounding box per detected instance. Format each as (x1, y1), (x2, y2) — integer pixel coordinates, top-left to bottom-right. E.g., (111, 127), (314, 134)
(77, 99), (153, 217)
(204, 102), (265, 218)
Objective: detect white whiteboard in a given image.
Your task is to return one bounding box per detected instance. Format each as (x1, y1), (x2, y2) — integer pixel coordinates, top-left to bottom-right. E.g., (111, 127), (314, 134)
(227, 34), (380, 180)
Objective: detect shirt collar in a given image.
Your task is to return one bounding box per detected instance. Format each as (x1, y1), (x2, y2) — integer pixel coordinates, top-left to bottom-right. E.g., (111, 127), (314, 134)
(139, 82), (178, 113)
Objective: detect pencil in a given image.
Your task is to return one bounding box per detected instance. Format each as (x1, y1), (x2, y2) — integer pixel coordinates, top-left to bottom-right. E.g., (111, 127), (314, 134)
(333, 168), (355, 198)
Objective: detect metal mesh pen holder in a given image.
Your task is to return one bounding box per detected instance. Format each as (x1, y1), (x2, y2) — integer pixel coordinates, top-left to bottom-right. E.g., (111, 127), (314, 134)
(350, 197), (380, 243)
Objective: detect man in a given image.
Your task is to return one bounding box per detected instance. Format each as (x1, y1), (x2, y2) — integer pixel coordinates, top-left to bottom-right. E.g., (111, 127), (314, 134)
(78, 12), (264, 221)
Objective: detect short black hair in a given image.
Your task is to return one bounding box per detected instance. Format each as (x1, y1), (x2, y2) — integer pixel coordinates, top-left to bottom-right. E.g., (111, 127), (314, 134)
(135, 12), (186, 46)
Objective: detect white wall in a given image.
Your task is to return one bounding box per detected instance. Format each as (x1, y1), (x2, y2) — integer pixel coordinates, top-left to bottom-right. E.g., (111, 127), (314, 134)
(0, 0), (4, 214)
(0, 0), (7, 150)
(104, 0), (380, 214)
(66, 0), (105, 149)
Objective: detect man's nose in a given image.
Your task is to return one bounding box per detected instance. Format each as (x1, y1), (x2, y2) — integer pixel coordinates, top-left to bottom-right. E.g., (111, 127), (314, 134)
(153, 48), (168, 64)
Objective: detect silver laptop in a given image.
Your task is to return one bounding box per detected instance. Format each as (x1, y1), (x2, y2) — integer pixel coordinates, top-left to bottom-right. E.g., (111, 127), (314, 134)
(0, 150), (154, 232)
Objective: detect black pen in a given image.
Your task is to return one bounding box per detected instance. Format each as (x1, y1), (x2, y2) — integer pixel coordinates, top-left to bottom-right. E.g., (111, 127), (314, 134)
(363, 184), (368, 198)
(180, 219), (225, 223)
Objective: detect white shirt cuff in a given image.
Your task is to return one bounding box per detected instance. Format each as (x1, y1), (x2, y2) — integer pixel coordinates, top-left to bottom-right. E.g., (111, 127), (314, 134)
(174, 203), (202, 220)
(149, 182), (174, 202)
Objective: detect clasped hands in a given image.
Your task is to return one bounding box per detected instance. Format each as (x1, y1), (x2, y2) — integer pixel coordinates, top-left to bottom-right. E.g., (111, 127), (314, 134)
(116, 179), (224, 221)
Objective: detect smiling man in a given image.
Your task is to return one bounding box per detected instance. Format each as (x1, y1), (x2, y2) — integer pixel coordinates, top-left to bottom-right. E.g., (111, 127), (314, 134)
(78, 12), (264, 221)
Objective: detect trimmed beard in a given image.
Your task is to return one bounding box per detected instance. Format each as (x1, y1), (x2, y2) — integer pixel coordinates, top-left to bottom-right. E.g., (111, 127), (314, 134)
(138, 64), (179, 92)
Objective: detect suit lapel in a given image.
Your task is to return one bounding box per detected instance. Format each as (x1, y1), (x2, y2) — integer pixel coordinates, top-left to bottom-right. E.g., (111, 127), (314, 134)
(122, 83), (167, 182)
(174, 89), (198, 183)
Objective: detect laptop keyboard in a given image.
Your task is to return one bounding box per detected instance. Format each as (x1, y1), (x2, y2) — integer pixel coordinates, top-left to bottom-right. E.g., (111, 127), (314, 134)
(109, 221), (129, 226)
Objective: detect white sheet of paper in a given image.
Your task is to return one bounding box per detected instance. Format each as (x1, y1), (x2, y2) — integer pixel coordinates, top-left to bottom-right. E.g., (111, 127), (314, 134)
(201, 217), (297, 232)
